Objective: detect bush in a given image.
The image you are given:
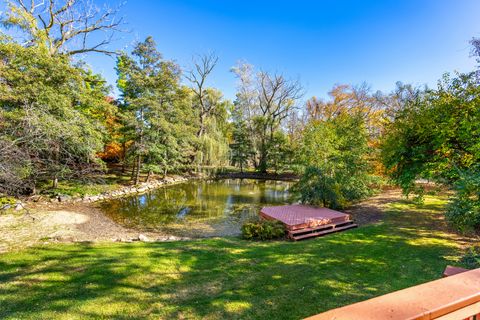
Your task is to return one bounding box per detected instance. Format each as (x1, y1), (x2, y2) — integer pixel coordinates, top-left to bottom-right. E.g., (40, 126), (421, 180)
(445, 169), (480, 233)
(459, 246), (480, 269)
(446, 197), (480, 233)
(291, 166), (375, 209)
(241, 218), (286, 240)
(0, 196), (17, 212)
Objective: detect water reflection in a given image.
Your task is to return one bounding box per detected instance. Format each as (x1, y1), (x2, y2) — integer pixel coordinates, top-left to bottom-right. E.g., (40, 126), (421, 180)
(100, 179), (292, 236)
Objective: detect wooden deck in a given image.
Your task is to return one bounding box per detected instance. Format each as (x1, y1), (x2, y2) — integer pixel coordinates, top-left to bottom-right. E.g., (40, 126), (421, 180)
(260, 204), (357, 240)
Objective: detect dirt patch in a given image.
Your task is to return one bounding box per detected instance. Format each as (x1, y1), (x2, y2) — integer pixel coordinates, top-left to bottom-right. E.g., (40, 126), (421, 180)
(344, 188), (402, 225)
(0, 202), (184, 253)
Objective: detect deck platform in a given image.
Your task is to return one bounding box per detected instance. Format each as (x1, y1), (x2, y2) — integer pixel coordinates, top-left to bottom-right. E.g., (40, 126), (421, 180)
(260, 204), (357, 240)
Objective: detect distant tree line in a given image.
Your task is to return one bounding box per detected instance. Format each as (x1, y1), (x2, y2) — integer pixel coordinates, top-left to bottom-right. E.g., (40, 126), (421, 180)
(1, 0), (479, 233)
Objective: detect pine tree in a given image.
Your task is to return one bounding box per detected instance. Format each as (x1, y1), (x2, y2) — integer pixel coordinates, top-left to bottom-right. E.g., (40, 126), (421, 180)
(230, 121), (253, 172)
(116, 37), (196, 184)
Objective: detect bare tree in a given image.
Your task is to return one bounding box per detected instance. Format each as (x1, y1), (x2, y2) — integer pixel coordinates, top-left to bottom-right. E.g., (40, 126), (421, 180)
(185, 53), (219, 137)
(257, 71), (303, 123)
(256, 71), (303, 171)
(1, 0), (123, 56)
(471, 37), (480, 80)
(471, 37), (480, 63)
(231, 61), (257, 119)
(232, 62), (304, 172)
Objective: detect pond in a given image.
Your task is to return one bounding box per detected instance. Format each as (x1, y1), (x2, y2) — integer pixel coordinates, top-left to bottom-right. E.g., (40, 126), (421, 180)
(100, 179), (293, 237)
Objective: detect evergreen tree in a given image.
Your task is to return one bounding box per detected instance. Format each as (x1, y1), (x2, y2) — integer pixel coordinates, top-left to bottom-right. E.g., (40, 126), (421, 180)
(116, 37), (196, 183)
(230, 121), (253, 172)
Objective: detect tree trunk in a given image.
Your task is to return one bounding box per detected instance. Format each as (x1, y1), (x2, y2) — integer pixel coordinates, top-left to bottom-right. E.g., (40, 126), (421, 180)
(197, 113), (205, 138)
(52, 176), (58, 189)
(134, 107), (144, 185)
(52, 143), (60, 189)
(146, 170), (152, 183)
(258, 140), (268, 173)
(131, 158), (136, 181)
(121, 141), (126, 173)
(134, 155), (141, 185)
(258, 123), (269, 173)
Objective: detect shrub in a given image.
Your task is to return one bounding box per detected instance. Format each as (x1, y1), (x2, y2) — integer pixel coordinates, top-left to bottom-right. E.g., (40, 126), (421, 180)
(446, 197), (480, 233)
(459, 246), (480, 269)
(445, 169), (480, 233)
(241, 218), (286, 240)
(0, 196), (17, 212)
(0, 196), (17, 208)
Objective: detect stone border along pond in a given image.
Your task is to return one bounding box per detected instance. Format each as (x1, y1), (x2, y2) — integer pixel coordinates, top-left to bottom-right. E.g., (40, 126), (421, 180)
(50, 175), (192, 204)
(0, 175), (194, 212)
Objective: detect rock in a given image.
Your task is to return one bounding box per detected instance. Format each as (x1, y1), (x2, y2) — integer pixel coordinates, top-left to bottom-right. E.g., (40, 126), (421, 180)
(30, 195), (43, 202)
(14, 203), (24, 211)
(1, 204), (11, 210)
(88, 195), (100, 202)
(57, 194), (72, 202)
(57, 236), (75, 242)
(138, 234), (149, 242)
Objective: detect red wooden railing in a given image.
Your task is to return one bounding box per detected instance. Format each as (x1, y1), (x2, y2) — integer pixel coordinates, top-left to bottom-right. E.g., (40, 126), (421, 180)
(305, 268), (480, 320)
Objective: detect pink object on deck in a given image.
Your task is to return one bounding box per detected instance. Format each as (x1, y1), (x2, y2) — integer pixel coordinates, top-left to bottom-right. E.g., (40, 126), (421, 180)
(260, 204), (351, 230)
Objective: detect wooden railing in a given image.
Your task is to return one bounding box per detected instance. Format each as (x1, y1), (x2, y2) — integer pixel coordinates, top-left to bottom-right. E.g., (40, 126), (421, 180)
(305, 268), (480, 320)
(435, 302), (480, 320)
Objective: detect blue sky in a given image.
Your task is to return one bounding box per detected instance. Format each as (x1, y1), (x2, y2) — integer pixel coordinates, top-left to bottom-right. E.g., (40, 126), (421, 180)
(84, 0), (480, 100)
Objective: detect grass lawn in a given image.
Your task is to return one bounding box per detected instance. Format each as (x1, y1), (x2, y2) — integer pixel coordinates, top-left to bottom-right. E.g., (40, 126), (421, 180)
(37, 172), (132, 197)
(0, 194), (475, 319)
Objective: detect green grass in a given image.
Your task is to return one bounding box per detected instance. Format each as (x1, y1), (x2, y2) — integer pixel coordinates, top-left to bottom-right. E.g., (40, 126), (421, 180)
(0, 195), (474, 319)
(37, 172), (132, 197)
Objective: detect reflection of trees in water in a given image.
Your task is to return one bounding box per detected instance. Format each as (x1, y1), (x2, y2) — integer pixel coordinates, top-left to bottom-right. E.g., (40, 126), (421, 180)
(101, 179), (292, 230)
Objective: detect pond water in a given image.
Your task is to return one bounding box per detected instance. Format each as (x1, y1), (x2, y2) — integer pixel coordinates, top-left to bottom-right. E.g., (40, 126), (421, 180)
(100, 179), (293, 237)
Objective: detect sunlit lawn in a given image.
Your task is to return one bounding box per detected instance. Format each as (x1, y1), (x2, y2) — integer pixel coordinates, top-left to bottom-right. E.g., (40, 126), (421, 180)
(0, 195), (472, 319)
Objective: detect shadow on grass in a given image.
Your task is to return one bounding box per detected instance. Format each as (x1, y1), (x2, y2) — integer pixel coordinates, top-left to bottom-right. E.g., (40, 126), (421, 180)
(0, 221), (463, 319)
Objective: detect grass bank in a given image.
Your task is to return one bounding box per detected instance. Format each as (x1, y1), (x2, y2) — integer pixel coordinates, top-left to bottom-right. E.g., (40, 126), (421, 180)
(0, 194), (476, 319)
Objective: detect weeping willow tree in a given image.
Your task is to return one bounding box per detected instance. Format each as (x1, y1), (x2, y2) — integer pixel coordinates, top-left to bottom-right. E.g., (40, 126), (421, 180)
(194, 106), (231, 168)
(196, 135), (229, 167)
(185, 54), (234, 169)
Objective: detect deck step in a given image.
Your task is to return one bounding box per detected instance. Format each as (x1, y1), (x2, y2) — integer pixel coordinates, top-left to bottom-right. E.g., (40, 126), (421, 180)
(289, 221), (353, 235)
(290, 223), (358, 241)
